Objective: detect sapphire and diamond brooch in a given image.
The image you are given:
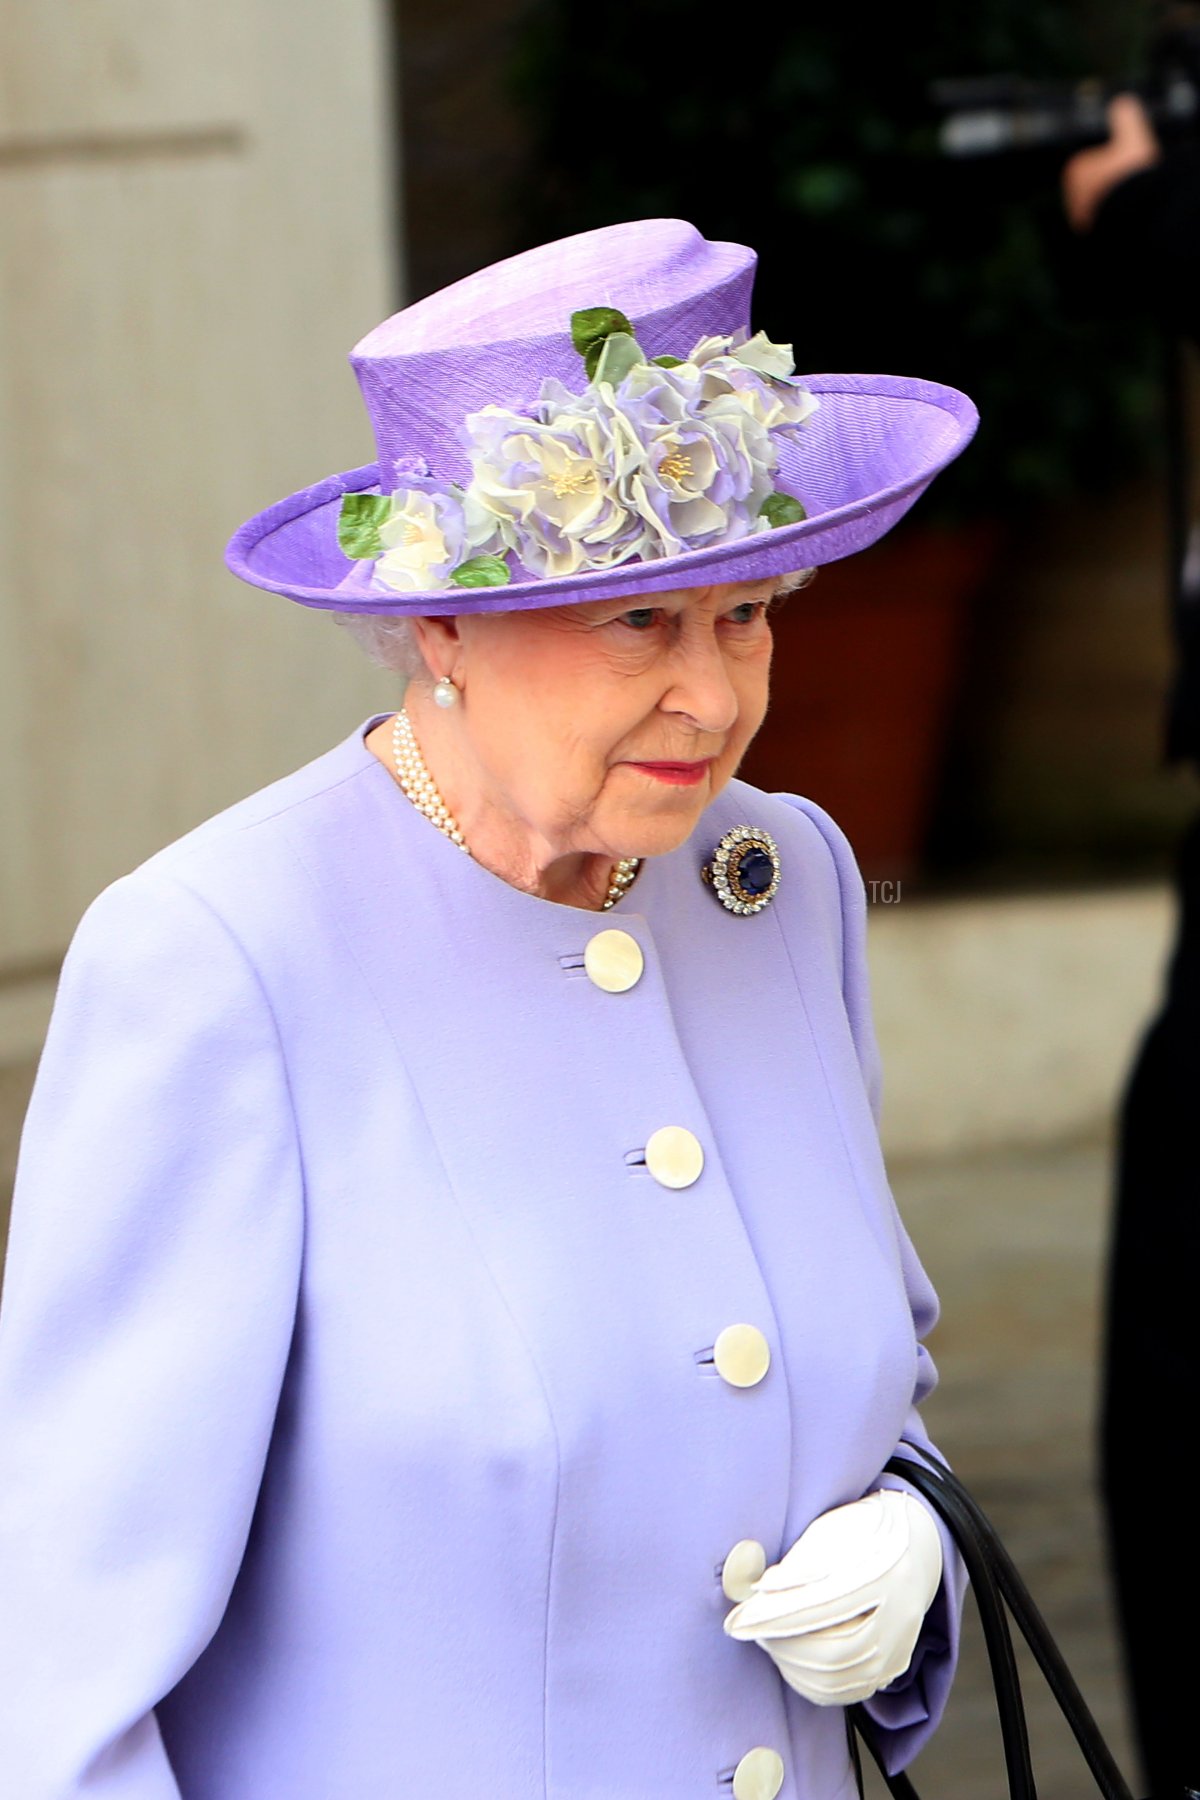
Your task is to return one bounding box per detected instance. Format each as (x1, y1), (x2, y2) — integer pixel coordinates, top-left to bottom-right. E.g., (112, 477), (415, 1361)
(701, 826), (781, 915)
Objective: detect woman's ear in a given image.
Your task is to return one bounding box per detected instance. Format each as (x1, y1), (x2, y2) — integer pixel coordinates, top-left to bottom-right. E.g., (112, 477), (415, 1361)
(409, 614), (465, 684)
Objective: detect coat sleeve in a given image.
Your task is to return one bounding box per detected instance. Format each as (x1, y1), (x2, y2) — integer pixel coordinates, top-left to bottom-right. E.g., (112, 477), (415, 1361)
(777, 793), (967, 1772)
(0, 869), (304, 1797)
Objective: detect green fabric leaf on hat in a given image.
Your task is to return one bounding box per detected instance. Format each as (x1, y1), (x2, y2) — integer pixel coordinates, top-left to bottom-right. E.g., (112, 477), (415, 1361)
(759, 492), (808, 528)
(338, 492), (393, 559)
(591, 330), (643, 388)
(449, 553), (512, 588)
(571, 305), (636, 379)
(650, 354), (684, 368)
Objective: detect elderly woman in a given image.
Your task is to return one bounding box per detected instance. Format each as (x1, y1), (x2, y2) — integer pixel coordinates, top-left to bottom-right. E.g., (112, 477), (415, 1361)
(0, 219), (976, 1799)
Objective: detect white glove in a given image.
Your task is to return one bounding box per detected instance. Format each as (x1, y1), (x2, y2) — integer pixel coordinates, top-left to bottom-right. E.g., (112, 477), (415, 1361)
(722, 1489), (943, 1706)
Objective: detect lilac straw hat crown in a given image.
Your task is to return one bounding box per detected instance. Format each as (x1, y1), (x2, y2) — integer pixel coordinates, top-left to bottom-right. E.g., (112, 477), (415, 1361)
(225, 219), (979, 616)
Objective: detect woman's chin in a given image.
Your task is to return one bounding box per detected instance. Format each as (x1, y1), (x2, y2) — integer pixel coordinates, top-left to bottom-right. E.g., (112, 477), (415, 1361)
(606, 795), (716, 861)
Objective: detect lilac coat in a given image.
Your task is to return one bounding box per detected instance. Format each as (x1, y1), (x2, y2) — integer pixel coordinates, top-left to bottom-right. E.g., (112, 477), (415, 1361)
(0, 716), (962, 1798)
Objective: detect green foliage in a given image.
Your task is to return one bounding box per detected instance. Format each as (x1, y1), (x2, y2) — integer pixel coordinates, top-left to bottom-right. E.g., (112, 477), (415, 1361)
(449, 553), (512, 587)
(338, 492), (393, 559)
(511, 0), (1161, 518)
(571, 305), (637, 378)
(592, 330), (644, 386)
(759, 492), (808, 528)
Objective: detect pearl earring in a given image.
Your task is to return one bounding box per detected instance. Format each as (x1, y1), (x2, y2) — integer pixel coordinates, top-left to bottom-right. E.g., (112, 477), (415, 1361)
(432, 676), (459, 709)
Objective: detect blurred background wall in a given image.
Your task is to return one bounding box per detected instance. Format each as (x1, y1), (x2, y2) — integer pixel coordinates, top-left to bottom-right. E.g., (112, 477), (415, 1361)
(0, 0), (399, 1065)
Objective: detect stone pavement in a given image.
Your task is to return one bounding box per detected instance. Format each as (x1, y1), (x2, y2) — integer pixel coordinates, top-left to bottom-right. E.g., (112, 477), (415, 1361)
(0, 1056), (1139, 1799)
(887, 1135), (1139, 1800)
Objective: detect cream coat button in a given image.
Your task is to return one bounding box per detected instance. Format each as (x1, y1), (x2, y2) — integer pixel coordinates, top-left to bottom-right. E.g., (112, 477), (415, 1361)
(644, 1125), (704, 1189)
(732, 1746), (785, 1800)
(721, 1538), (768, 1602)
(583, 927), (644, 993)
(713, 1323), (770, 1387)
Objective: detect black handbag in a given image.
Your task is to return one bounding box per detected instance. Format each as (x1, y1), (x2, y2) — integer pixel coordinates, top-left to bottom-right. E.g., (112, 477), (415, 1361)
(849, 1447), (1139, 1800)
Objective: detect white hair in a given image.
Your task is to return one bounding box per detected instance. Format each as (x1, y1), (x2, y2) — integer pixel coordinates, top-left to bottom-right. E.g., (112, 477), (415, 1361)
(332, 567), (817, 678)
(772, 566), (818, 597)
(333, 612), (428, 678)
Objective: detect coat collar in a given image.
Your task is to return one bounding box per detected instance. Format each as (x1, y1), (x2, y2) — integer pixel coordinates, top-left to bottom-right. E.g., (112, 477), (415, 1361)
(338, 711), (770, 938)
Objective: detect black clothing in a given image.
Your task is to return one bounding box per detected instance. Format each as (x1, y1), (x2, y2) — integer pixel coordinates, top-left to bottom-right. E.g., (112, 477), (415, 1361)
(1103, 820), (1200, 1800)
(1090, 146), (1200, 340)
(1088, 149), (1200, 1797)
(1090, 147), (1200, 769)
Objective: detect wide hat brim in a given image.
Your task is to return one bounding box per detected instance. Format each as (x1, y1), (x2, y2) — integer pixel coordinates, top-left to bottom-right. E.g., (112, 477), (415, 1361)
(226, 373), (978, 617)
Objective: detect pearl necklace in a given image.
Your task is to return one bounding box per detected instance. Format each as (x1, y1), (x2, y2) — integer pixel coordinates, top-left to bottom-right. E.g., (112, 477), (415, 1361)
(391, 708), (641, 910)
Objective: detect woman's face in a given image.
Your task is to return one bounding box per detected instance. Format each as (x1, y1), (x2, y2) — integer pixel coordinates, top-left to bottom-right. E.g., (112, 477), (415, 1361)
(432, 580), (777, 863)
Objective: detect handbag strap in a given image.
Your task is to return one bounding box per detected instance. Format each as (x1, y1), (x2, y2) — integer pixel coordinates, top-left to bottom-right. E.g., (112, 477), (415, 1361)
(857, 1453), (1038, 1800)
(852, 1449), (1135, 1800)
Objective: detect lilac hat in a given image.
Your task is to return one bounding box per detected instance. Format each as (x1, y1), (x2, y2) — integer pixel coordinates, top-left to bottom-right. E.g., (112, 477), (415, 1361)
(226, 219), (978, 617)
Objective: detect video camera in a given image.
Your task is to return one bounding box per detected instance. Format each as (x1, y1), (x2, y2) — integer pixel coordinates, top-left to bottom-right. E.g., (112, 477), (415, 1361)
(934, 9), (1200, 157)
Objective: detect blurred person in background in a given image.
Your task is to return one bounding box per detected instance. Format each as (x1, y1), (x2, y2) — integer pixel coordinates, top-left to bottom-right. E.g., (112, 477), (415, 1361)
(1064, 93), (1200, 1800)
(0, 220), (978, 1798)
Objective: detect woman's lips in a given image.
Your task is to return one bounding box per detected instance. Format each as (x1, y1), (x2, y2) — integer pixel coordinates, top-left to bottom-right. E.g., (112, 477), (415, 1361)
(626, 759), (713, 786)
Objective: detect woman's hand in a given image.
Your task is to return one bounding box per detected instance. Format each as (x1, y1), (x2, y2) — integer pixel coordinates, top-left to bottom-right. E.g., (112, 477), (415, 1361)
(722, 1489), (943, 1706)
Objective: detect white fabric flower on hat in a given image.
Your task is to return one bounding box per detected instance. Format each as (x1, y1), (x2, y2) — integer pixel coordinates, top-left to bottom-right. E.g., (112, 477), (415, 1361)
(689, 330), (820, 431)
(606, 360), (779, 554)
(373, 489), (472, 592)
(463, 386), (653, 578)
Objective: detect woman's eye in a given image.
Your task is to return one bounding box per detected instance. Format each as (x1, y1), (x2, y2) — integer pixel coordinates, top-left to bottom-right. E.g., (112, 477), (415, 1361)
(617, 607), (662, 631)
(727, 601), (766, 624)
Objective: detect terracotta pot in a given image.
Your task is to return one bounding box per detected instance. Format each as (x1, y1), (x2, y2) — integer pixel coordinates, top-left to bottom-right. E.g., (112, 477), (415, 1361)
(740, 521), (997, 883)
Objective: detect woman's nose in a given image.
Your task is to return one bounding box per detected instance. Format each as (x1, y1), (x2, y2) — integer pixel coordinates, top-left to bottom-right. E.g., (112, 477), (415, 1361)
(662, 635), (740, 734)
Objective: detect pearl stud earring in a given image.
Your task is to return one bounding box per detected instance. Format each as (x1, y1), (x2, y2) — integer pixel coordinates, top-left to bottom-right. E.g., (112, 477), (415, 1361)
(432, 676), (459, 709)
